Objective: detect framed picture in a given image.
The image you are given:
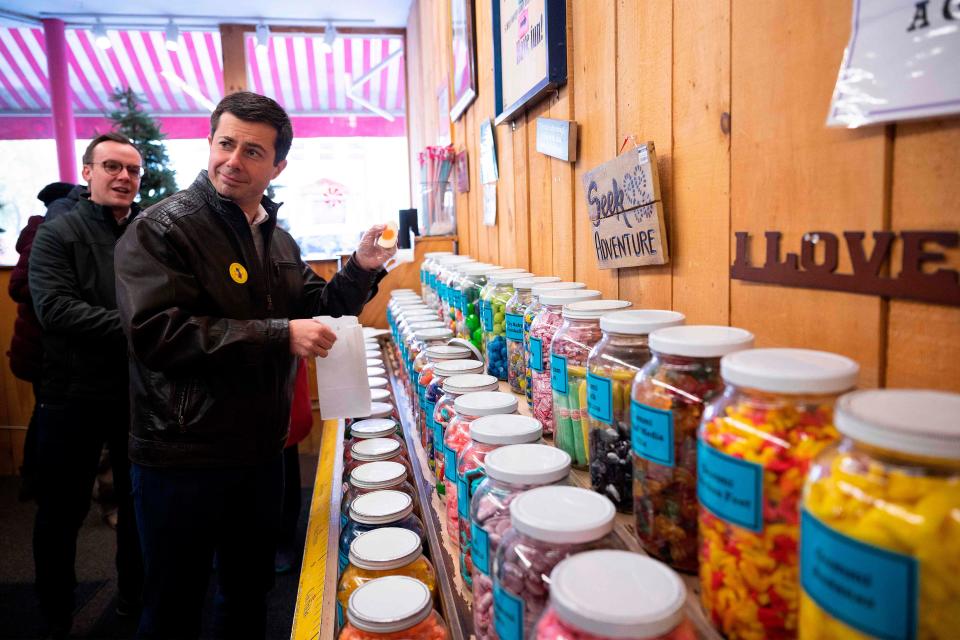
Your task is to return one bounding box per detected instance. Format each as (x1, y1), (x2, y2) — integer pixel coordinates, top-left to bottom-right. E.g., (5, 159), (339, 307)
(450, 0), (478, 122)
(492, 0), (567, 125)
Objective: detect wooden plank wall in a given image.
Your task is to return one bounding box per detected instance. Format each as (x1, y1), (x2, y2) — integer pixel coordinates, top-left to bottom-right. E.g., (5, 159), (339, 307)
(406, 0), (960, 392)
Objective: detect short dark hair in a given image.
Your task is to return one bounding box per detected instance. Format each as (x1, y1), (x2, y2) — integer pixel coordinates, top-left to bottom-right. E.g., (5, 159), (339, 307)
(210, 92), (293, 165)
(82, 132), (141, 165)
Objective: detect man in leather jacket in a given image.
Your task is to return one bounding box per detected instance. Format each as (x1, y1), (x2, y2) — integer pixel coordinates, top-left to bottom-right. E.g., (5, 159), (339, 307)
(114, 92), (395, 639)
(29, 133), (145, 638)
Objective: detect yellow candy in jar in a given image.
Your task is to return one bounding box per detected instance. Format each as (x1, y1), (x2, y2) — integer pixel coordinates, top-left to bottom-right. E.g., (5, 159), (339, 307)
(800, 389), (960, 640)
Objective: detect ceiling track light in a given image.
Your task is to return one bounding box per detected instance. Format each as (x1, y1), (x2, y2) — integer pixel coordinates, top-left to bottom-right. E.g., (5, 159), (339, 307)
(165, 19), (179, 51)
(255, 23), (270, 52)
(321, 21), (337, 54)
(92, 18), (111, 50)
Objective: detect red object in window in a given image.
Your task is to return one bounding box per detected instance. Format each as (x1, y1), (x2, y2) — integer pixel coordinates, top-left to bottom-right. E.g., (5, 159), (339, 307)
(287, 359), (314, 447)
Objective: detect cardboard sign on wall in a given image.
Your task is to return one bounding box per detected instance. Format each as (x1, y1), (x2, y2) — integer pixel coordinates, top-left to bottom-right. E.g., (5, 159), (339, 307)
(580, 142), (669, 270)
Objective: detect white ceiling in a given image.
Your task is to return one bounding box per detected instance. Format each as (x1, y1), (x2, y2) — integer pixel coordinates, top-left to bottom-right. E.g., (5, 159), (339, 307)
(1, 0), (413, 29)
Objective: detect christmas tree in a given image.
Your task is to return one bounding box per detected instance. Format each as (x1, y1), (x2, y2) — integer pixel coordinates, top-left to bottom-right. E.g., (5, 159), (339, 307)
(108, 87), (178, 208)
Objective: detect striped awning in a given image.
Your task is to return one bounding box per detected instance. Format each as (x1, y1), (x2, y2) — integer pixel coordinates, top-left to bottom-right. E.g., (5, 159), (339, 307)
(0, 26), (406, 138)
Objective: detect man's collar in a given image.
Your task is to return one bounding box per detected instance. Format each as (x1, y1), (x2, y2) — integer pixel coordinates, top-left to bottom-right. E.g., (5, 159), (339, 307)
(193, 170), (282, 220)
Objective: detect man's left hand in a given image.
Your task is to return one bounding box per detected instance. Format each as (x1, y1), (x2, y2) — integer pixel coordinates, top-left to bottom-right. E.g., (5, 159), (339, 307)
(355, 224), (397, 271)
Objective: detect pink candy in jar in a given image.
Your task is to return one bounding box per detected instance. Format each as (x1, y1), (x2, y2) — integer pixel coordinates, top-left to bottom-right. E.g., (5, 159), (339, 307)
(443, 391), (518, 546)
(493, 486), (621, 640)
(533, 551), (695, 640)
(528, 289), (601, 435)
(471, 444), (572, 640)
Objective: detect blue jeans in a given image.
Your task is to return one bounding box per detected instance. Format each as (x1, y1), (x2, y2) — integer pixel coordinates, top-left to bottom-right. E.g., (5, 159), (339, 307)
(131, 455), (284, 639)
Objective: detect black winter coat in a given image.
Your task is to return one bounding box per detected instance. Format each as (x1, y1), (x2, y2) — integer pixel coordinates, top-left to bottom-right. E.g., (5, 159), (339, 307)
(115, 171), (384, 468)
(28, 194), (139, 401)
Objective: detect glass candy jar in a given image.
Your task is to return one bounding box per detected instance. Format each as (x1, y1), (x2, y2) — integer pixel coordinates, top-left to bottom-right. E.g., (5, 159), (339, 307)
(493, 486), (620, 640)
(408, 328), (454, 393)
(524, 283), (586, 410)
(631, 326), (753, 572)
(437, 256), (475, 323)
(442, 260), (477, 331)
(431, 373), (499, 495)
(533, 551), (695, 640)
(338, 528), (437, 629)
(529, 290), (602, 435)
(342, 461), (418, 528)
(471, 445), (572, 640)
(421, 358), (485, 466)
(339, 491), (425, 573)
(346, 418), (403, 456)
(551, 300), (632, 468)
(340, 576), (449, 640)
(416, 345), (473, 449)
(344, 438), (413, 485)
(458, 415), (543, 587)
(420, 251), (452, 307)
(457, 264), (502, 343)
(698, 348), (859, 640)
(482, 272), (533, 381)
(505, 277), (560, 394)
(444, 392), (519, 541)
(799, 389), (960, 640)
(586, 310), (685, 512)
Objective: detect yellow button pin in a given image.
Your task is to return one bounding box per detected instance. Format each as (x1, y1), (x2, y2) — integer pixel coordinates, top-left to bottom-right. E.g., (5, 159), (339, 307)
(229, 262), (248, 284)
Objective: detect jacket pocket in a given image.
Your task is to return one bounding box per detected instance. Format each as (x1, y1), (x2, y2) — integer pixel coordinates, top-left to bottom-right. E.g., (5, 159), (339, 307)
(175, 379), (193, 433)
(273, 260), (303, 305)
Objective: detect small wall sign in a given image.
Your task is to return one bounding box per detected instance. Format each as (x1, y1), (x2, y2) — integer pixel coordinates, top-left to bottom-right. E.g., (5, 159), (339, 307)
(730, 231), (960, 306)
(580, 142), (669, 270)
(535, 117), (577, 162)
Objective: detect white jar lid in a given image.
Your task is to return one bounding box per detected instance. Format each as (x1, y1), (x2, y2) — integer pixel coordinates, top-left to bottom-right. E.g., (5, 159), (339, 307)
(562, 299), (633, 320)
(454, 391), (519, 417)
(414, 327), (453, 341)
(513, 276), (561, 291)
(600, 309), (685, 335)
(366, 401), (395, 419)
(530, 282), (586, 297)
(835, 389), (960, 459)
(395, 300), (429, 308)
(364, 339), (379, 347)
(538, 289), (602, 306)
(367, 376), (389, 389)
(447, 337), (484, 363)
(549, 551), (686, 638)
(459, 263), (495, 276)
(367, 366), (386, 378)
(369, 388), (392, 403)
(406, 321), (445, 331)
(450, 261), (481, 274)
(434, 359), (486, 378)
(349, 489), (414, 524)
(349, 527), (423, 571)
(424, 251), (453, 259)
(350, 461), (407, 489)
(510, 486), (615, 543)
(365, 350), (381, 359)
(437, 255), (474, 264)
(366, 358), (384, 368)
(425, 345), (473, 361)
(351, 437), (402, 461)
(390, 288), (417, 297)
(650, 325), (755, 358)
(484, 444), (571, 484)
(470, 415), (542, 444)
(350, 418), (397, 439)
(346, 575), (433, 634)
(399, 308), (434, 317)
(487, 271), (534, 285)
(442, 374), (499, 394)
(720, 348), (859, 394)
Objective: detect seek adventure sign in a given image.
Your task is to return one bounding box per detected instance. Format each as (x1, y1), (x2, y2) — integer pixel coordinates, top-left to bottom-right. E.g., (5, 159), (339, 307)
(580, 142), (669, 270)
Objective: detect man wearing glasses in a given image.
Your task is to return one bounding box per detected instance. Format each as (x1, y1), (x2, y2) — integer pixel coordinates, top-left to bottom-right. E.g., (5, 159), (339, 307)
(28, 132), (145, 638)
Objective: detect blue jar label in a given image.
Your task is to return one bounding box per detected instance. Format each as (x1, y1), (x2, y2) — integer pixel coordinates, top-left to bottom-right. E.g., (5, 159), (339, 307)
(631, 400), (675, 467)
(800, 509), (918, 640)
(338, 549), (350, 573)
(433, 417), (443, 457)
(481, 301), (494, 332)
(336, 603), (344, 628)
(697, 441), (763, 532)
(471, 521), (491, 576)
(444, 445), (457, 482)
(425, 399), (436, 431)
(586, 371), (613, 424)
(505, 313), (524, 342)
(457, 468), (485, 520)
(550, 353), (568, 394)
(529, 337), (544, 372)
(493, 578), (524, 640)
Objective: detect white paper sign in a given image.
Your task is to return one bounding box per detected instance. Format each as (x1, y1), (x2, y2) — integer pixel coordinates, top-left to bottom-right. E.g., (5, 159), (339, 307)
(827, 0), (960, 128)
(482, 183), (498, 226)
(479, 119), (499, 184)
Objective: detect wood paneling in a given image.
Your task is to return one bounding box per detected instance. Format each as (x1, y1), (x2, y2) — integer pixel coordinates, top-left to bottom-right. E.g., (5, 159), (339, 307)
(218, 25), (248, 95)
(0, 269), (35, 429)
(405, 0), (959, 392)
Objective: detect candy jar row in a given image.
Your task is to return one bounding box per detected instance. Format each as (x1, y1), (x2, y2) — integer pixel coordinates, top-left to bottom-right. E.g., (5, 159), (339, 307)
(523, 282), (587, 410)
(505, 277), (561, 394)
(430, 373), (498, 493)
(419, 359), (484, 469)
(482, 271), (532, 380)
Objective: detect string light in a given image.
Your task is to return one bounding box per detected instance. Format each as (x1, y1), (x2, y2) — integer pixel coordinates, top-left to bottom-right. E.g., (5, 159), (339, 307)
(92, 19), (111, 49)
(164, 20), (179, 51)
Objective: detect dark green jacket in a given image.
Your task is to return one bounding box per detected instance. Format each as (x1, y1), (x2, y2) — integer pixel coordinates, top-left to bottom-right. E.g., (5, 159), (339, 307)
(28, 192), (139, 401)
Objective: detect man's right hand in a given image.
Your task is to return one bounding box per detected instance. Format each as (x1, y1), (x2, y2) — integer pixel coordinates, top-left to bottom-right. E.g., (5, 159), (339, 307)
(289, 319), (337, 358)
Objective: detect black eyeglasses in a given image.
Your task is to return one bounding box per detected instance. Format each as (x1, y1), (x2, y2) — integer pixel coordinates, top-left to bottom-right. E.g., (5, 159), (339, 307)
(88, 160), (144, 178)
